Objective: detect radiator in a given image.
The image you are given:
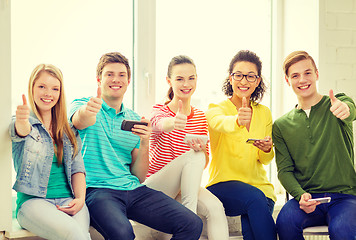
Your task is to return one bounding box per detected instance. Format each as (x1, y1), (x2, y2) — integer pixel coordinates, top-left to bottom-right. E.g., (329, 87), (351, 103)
(305, 236), (329, 240)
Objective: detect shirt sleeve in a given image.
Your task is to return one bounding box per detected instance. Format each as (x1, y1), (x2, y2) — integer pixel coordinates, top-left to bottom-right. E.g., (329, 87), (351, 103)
(150, 105), (169, 132)
(9, 116), (23, 142)
(69, 98), (88, 122)
(272, 121), (306, 200)
(258, 108), (274, 165)
(9, 116), (40, 143)
(206, 103), (244, 134)
(70, 128), (86, 175)
(336, 93), (356, 123)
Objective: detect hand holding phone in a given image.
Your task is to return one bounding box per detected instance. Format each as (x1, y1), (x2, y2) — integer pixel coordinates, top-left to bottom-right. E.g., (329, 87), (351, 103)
(183, 134), (208, 145)
(59, 205), (71, 208)
(308, 197), (331, 204)
(246, 138), (268, 144)
(121, 120), (148, 132)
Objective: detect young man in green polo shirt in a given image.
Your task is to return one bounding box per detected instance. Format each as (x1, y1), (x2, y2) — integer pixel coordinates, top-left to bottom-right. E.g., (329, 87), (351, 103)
(70, 52), (202, 240)
(272, 51), (356, 240)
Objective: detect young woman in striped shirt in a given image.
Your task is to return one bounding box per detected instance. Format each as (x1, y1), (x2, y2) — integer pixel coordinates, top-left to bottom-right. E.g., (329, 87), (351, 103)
(144, 55), (229, 240)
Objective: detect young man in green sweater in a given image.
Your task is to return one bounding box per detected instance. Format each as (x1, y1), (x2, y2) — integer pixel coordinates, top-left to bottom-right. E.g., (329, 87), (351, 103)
(272, 51), (356, 240)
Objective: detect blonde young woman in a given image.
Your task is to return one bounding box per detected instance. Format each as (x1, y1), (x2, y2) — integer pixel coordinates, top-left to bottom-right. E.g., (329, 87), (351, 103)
(144, 55), (229, 240)
(10, 64), (90, 240)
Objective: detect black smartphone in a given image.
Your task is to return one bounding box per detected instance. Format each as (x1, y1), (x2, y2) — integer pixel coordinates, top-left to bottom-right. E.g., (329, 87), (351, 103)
(121, 120), (148, 131)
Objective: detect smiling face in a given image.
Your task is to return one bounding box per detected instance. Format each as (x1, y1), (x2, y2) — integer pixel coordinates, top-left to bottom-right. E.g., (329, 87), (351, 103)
(33, 72), (61, 115)
(167, 63), (197, 101)
(98, 62), (130, 102)
(285, 59), (319, 100)
(229, 61), (261, 101)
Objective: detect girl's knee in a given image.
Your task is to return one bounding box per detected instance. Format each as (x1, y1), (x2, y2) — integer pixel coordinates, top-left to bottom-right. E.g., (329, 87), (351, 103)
(61, 224), (89, 240)
(198, 194), (226, 219)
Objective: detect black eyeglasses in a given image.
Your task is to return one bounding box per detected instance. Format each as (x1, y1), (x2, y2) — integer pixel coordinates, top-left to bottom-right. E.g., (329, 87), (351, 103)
(231, 73), (259, 82)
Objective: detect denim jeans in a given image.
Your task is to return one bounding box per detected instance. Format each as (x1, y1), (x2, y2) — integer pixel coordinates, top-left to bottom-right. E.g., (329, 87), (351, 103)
(277, 192), (356, 240)
(17, 197), (91, 240)
(207, 180), (277, 240)
(86, 185), (203, 240)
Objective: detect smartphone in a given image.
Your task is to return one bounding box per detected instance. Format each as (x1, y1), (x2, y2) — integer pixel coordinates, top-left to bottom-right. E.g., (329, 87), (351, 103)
(308, 197), (331, 204)
(60, 205), (71, 208)
(183, 134), (208, 144)
(121, 120), (148, 132)
(246, 138), (268, 144)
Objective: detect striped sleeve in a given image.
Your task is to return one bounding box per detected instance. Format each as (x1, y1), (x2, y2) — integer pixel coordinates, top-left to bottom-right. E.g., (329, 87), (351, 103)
(147, 105), (209, 177)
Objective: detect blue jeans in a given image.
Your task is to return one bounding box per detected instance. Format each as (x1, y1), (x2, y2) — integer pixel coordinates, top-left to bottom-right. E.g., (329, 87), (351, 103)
(86, 186), (203, 240)
(207, 181), (277, 240)
(277, 193), (356, 240)
(17, 197), (91, 240)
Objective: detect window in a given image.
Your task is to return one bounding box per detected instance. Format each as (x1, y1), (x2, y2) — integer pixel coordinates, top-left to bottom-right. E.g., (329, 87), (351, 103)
(11, 0), (134, 112)
(155, 0), (272, 111)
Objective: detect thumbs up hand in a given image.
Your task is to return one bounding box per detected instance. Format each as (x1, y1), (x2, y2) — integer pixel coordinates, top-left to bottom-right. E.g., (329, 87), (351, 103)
(15, 94), (31, 136)
(83, 86), (103, 117)
(329, 89), (350, 120)
(237, 97), (252, 126)
(16, 94), (30, 122)
(174, 100), (187, 130)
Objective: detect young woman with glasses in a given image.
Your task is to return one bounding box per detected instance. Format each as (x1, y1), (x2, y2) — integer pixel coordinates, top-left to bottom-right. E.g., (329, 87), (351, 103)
(205, 50), (277, 240)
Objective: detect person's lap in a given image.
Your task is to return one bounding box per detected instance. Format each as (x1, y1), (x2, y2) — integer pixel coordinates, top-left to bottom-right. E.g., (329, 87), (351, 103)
(86, 186), (203, 240)
(207, 181), (277, 240)
(17, 197), (90, 240)
(277, 193), (356, 240)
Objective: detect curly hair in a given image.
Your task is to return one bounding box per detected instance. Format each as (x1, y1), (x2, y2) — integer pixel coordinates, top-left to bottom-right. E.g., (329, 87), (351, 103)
(222, 50), (266, 104)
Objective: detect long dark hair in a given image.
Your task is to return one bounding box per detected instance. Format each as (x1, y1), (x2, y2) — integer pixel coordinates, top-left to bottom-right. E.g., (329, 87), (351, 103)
(165, 55), (196, 104)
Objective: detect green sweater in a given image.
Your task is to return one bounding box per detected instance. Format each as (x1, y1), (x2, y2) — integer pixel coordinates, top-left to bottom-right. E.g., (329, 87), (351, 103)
(272, 94), (356, 200)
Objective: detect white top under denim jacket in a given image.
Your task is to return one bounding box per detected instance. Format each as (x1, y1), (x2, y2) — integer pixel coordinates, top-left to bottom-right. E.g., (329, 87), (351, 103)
(10, 113), (86, 198)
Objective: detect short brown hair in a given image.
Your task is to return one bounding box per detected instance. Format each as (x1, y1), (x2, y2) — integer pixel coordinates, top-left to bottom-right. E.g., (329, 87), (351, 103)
(96, 52), (131, 79)
(283, 51), (317, 77)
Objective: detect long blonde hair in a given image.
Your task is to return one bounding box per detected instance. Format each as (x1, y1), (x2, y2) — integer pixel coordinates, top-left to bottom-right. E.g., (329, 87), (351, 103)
(28, 64), (78, 164)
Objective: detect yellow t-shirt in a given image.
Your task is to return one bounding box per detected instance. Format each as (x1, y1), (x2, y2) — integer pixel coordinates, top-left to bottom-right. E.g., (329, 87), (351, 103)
(206, 99), (276, 202)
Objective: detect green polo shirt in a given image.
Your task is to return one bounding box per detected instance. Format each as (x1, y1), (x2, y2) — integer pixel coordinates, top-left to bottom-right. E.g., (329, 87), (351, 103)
(272, 94), (356, 200)
(70, 97), (142, 191)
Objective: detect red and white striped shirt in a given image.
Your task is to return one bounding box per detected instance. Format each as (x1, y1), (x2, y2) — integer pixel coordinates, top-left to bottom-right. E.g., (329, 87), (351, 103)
(147, 104), (209, 177)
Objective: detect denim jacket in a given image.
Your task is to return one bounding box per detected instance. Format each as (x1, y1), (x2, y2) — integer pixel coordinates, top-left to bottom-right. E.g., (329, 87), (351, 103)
(10, 114), (86, 198)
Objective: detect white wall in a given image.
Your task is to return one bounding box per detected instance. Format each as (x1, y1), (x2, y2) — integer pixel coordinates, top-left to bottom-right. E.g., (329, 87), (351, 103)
(318, 0), (356, 162)
(319, 0), (356, 99)
(0, 0), (13, 232)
